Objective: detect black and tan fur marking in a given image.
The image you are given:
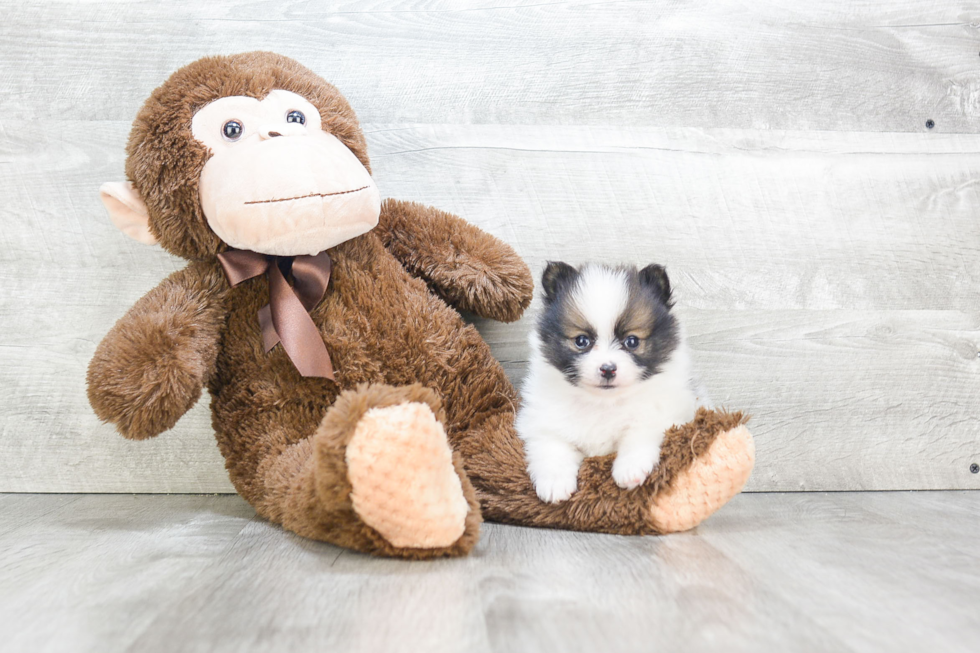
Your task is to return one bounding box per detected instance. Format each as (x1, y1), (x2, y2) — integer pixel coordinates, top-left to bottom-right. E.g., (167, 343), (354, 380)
(536, 261), (679, 386)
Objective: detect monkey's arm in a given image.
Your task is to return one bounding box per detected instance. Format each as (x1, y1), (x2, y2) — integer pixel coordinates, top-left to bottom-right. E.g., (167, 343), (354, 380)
(86, 261), (227, 440)
(376, 199), (533, 322)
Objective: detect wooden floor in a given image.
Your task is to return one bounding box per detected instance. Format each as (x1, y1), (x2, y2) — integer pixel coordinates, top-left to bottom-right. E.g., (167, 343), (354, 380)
(1, 492), (977, 653)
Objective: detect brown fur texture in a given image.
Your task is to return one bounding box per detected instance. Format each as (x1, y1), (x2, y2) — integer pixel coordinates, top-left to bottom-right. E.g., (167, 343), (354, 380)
(87, 262), (228, 439)
(464, 408), (748, 535)
(375, 199), (533, 322)
(87, 52), (754, 558)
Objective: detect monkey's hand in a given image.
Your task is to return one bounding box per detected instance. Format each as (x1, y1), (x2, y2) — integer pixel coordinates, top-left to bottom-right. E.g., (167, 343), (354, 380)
(86, 262), (227, 440)
(376, 199), (533, 323)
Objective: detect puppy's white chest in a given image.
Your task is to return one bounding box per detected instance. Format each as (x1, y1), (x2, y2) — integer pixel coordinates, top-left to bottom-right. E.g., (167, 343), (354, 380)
(556, 399), (637, 456)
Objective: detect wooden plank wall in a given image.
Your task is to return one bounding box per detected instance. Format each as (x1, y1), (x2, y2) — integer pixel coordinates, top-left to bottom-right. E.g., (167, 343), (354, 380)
(0, 0), (977, 492)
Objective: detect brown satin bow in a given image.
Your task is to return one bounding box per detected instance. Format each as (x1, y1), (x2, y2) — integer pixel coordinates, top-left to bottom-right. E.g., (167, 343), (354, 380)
(217, 249), (335, 380)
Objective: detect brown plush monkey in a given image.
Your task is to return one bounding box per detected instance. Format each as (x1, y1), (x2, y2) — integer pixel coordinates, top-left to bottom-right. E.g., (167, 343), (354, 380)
(88, 52), (754, 559)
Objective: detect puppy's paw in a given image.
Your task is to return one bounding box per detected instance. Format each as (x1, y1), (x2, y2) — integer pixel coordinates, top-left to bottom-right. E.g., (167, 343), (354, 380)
(532, 470), (579, 503)
(612, 451), (657, 490)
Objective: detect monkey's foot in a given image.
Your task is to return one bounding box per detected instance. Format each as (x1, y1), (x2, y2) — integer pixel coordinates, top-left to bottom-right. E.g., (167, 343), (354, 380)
(648, 424), (755, 533)
(345, 401), (471, 549)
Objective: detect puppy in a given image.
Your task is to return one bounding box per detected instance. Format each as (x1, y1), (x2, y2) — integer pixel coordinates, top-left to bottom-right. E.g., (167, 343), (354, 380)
(516, 261), (702, 503)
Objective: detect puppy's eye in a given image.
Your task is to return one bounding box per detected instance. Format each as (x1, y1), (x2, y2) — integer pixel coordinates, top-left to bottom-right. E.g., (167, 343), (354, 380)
(624, 335), (640, 350)
(222, 120), (244, 141)
(286, 110), (306, 125)
(574, 335), (591, 349)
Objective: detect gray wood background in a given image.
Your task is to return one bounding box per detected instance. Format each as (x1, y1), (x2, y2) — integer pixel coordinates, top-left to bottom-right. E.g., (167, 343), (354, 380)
(1, 0), (978, 493)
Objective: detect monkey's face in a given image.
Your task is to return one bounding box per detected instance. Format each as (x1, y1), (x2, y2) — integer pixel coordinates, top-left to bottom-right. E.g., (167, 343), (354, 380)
(190, 89), (381, 256)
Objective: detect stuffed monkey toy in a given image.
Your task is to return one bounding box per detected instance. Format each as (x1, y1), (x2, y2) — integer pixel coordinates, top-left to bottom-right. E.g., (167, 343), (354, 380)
(88, 52), (755, 559)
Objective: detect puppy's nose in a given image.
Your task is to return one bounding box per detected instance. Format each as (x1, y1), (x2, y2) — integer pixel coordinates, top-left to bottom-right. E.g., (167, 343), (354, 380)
(599, 363), (617, 379)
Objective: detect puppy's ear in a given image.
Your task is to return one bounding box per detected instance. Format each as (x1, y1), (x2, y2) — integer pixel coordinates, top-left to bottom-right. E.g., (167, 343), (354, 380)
(639, 263), (673, 307)
(541, 261), (578, 304)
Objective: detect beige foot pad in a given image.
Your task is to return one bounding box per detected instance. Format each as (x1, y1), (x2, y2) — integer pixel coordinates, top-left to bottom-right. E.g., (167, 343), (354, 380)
(649, 425), (755, 534)
(346, 402), (469, 549)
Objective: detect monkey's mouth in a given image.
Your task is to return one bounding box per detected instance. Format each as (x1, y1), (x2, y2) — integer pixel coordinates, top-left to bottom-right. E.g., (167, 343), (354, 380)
(244, 185), (370, 205)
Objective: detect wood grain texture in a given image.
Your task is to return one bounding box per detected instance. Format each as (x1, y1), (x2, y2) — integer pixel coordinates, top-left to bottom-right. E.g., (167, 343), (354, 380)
(1, 1), (979, 493)
(0, 492), (977, 653)
(0, 1), (978, 131)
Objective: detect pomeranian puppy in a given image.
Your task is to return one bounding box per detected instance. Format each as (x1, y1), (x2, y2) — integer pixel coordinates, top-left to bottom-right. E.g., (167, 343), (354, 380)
(516, 261), (703, 503)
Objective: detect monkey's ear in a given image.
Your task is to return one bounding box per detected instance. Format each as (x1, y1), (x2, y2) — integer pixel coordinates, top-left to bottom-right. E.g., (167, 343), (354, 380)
(99, 181), (157, 245)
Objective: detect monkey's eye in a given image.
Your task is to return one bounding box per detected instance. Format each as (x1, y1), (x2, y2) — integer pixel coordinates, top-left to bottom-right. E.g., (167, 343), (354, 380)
(286, 110), (306, 125)
(624, 335), (640, 350)
(574, 335), (592, 350)
(222, 120), (244, 141)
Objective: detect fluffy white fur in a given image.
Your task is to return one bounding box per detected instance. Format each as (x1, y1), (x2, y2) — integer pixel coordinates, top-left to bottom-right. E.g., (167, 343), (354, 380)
(517, 265), (702, 503)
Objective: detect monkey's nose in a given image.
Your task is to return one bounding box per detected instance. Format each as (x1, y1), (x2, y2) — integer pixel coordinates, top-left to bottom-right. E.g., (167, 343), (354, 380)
(259, 123), (305, 139)
(599, 363), (617, 379)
